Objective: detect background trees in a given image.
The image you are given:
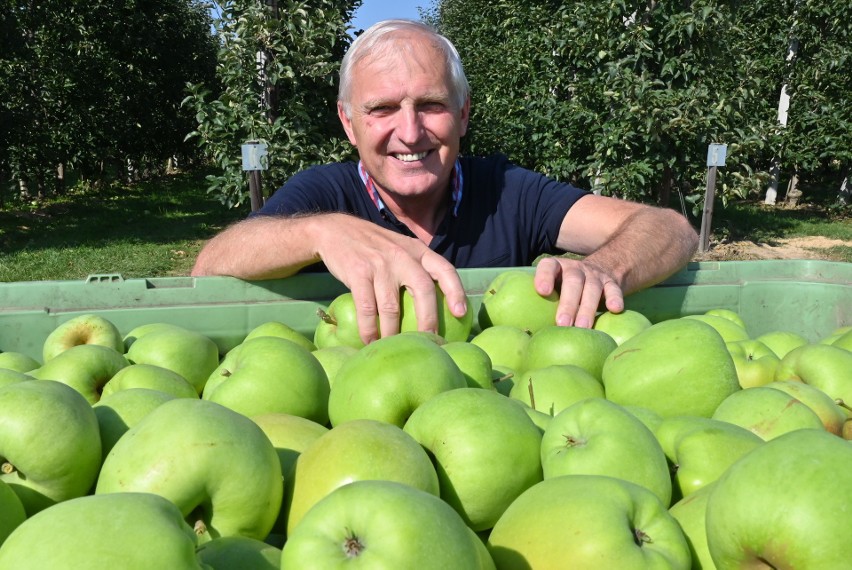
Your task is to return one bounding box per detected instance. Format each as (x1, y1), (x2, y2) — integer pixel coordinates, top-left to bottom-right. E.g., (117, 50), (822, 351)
(0, 0), (218, 200)
(427, 0), (851, 209)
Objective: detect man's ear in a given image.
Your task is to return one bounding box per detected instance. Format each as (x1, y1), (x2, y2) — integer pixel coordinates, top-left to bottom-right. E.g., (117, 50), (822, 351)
(337, 102), (358, 146)
(459, 96), (471, 137)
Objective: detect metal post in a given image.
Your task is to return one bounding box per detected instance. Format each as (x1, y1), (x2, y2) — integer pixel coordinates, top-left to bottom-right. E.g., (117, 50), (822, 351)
(249, 170), (263, 212)
(698, 166), (717, 253)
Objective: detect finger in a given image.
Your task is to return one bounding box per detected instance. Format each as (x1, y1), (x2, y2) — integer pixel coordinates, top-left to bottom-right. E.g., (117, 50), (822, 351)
(404, 273), (440, 334)
(602, 280), (625, 314)
(423, 254), (467, 318)
(573, 274), (605, 329)
(533, 257), (561, 297)
(373, 276), (403, 339)
(555, 266), (586, 327)
(348, 278), (381, 345)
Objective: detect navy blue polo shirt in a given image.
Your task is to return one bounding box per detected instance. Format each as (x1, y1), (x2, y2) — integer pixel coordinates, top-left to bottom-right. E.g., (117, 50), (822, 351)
(256, 153), (589, 269)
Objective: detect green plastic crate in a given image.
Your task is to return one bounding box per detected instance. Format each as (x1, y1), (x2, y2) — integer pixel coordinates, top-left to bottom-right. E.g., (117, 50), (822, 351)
(1, 260), (849, 362)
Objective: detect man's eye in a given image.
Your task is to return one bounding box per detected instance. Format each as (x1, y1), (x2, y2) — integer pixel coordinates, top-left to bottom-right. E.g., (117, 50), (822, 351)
(368, 105), (395, 115)
(419, 102), (447, 112)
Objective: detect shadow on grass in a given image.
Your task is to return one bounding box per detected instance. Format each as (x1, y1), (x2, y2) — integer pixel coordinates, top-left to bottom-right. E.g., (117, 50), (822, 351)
(0, 169), (249, 252)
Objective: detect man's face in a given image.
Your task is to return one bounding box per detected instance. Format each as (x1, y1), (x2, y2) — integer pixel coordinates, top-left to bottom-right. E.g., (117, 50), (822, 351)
(338, 33), (469, 205)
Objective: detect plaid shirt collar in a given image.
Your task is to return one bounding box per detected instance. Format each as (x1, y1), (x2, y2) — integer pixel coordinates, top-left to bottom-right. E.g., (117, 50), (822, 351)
(358, 159), (464, 217)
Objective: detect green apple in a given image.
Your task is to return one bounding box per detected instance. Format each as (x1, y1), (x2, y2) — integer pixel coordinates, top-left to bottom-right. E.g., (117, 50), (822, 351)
(313, 292), (366, 349)
(469, 325), (531, 373)
(523, 325), (617, 380)
(327, 334), (465, 428)
(654, 416), (763, 501)
(711, 386), (825, 440)
(441, 341), (495, 390)
(92, 387), (178, 455)
(244, 320), (316, 352)
(101, 363), (198, 399)
(508, 364), (604, 417)
(478, 270), (558, 334)
(819, 325), (852, 346)
(282, 480), (491, 569)
(250, 412), (329, 537)
(513, 400), (554, 433)
(668, 482), (716, 570)
(0, 352), (40, 373)
(196, 535), (281, 570)
(310, 345), (357, 388)
(704, 308), (748, 331)
(682, 314), (749, 342)
(827, 328), (852, 351)
(286, 419), (439, 535)
(0, 479), (26, 547)
(0, 369), (32, 388)
(487, 475), (690, 569)
(540, 398), (672, 506)
(96, 398), (282, 543)
(203, 336), (329, 424)
(0, 493), (207, 569)
(602, 318), (741, 418)
(125, 324), (220, 395)
(754, 329), (809, 359)
(774, 343), (852, 407)
(593, 309), (652, 346)
(122, 322), (185, 349)
(726, 339), (781, 388)
(0, 380), (102, 516)
(624, 405), (664, 434)
(400, 285), (473, 342)
(41, 313), (124, 362)
(705, 429), (852, 568)
(765, 379), (847, 435)
(403, 388), (543, 531)
(30, 344), (129, 404)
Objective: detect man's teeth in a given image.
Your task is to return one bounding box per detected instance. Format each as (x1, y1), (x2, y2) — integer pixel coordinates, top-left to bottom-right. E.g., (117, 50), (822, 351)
(394, 152), (428, 162)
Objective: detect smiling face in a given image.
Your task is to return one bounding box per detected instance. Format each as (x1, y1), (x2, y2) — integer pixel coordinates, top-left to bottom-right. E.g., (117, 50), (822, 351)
(337, 31), (470, 212)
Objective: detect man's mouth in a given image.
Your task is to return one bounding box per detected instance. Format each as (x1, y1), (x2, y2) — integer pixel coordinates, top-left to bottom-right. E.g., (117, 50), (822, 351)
(392, 151), (429, 162)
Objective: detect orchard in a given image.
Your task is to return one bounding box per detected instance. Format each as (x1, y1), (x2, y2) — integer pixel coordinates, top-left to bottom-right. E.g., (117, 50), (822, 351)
(0, 265), (851, 569)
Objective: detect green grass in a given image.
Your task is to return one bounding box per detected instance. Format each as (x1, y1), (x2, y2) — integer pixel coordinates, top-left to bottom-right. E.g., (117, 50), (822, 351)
(1, 169), (849, 282)
(0, 169), (247, 282)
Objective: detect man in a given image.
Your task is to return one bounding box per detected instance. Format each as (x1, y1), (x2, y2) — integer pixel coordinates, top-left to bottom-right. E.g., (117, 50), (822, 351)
(192, 19), (698, 344)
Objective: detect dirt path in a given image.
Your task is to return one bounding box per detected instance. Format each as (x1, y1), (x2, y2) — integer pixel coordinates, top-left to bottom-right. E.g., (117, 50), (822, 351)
(692, 236), (851, 262)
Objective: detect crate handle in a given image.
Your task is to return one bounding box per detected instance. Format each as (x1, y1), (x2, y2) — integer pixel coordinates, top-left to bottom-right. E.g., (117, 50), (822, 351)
(85, 274), (125, 284)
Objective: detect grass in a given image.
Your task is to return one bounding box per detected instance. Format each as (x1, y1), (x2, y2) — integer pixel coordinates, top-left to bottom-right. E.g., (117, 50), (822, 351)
(0, 169), (247, 282)
(1, 168), (849, 282)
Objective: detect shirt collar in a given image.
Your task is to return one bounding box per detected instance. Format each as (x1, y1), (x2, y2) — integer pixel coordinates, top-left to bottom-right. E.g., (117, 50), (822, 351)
(358, 159), (464, 217)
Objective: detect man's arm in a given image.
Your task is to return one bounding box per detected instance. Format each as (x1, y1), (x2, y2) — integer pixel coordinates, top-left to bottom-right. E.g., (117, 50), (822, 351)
(534, 195), (699, 328)
(192, 213), (468, 344)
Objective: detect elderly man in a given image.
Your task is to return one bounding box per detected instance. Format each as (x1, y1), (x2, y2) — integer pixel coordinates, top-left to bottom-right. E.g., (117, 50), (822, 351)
(192, 19), (698, 344)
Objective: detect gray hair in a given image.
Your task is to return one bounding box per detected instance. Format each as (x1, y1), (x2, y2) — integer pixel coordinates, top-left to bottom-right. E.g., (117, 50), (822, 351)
(338, 19), (470, 118)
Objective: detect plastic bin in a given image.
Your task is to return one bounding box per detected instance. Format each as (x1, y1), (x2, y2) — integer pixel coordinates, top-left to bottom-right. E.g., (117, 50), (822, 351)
(1, 260), (849, 362)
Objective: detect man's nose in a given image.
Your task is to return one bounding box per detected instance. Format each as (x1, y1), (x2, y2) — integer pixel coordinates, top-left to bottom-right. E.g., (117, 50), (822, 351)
(396, 106), (425, 144)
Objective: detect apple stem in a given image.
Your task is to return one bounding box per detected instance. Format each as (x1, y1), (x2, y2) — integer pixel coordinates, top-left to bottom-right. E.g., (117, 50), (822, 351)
(193, 518), (207, 536)
(1, 461), (15, 475)
(342, 530), (364, 558)
(316, 308), (337, 326)
(835, 398), (852, 413)
(634, 528), (653, 546)
(527, 379), (536, 410)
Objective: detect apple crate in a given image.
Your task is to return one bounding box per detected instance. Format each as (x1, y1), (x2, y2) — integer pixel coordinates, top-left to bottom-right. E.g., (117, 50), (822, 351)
(0, 260), (849, 361)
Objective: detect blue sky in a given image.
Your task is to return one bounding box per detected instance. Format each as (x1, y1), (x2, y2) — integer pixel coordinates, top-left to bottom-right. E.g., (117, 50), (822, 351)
(351, 0), (429, 31)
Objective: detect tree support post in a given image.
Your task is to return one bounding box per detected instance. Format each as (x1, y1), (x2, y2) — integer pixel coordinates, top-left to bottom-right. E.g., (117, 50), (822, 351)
(241, 141), (268, 212)
(698, 144), (727, 253)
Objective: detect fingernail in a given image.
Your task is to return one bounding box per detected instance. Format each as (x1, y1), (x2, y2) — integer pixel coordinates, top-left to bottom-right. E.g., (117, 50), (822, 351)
(455, 302), (467, 316)
(575, 317), (591, 328)
(556, 314), (573, 327)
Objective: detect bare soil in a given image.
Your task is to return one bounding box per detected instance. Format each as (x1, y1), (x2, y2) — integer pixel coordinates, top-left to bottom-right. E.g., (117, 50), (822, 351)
(692, 236), (851, 262)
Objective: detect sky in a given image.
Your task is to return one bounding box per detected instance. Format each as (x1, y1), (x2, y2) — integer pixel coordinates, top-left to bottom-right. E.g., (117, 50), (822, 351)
(351, 0), (428, 32)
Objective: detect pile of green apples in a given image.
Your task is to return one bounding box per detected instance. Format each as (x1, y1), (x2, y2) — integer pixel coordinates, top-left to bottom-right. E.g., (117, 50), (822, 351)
(1, 269), (851, 570)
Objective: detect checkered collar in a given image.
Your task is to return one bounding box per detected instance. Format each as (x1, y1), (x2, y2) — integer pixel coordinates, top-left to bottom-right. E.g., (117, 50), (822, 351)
(357, 159), (464, 217)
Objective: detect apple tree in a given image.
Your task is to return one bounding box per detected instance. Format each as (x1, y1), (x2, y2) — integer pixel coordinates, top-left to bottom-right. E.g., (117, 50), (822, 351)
(183, 0), (360, 209)
(0, 0), (219, 200)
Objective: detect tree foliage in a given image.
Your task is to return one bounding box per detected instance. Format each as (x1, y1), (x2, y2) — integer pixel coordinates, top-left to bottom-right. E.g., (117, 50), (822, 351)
(0, 0), (218, 198)
(427, 0), (851, 207)
(183, 0), (360, 208)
